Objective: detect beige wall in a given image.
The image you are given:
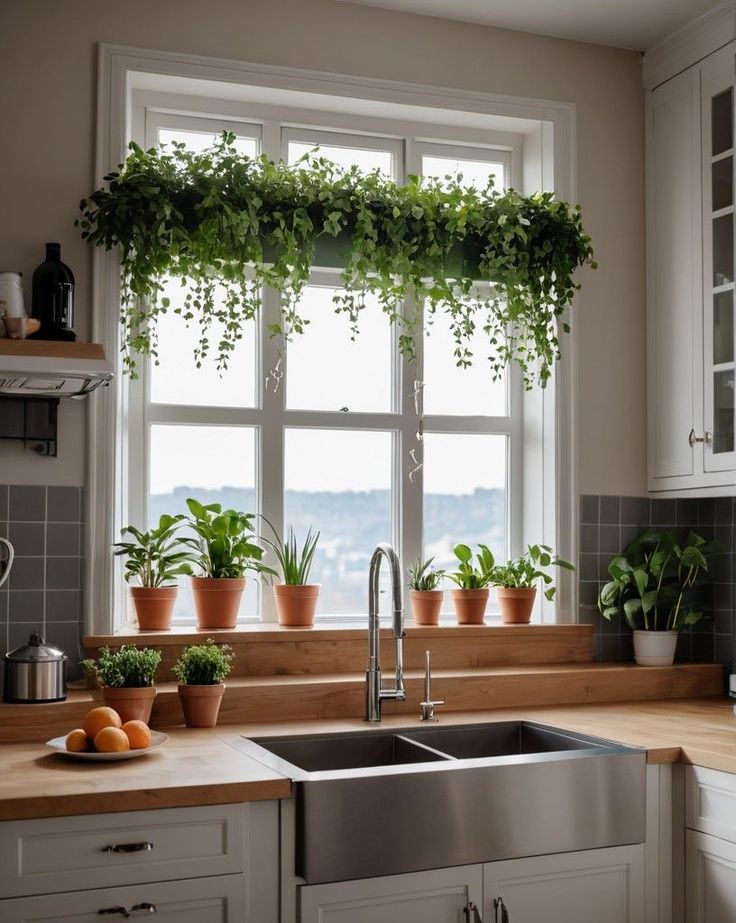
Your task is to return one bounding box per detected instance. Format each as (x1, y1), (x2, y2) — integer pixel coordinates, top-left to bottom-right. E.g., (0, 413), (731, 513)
(0, 0), (646, 494)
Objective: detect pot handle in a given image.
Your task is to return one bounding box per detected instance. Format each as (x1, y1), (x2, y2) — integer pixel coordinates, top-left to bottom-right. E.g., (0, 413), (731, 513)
(0, 538), (14, 590)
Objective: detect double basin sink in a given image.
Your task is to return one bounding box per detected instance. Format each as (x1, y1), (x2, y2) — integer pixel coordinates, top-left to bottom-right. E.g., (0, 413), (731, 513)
(241, 721), (647, 883)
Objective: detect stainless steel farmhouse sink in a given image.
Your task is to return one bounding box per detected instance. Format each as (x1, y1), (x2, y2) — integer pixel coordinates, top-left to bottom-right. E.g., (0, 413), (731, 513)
(240, 721), (647, 884)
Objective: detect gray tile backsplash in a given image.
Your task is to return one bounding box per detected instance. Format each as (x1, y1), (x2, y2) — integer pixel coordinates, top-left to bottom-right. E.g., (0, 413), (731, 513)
(0, 485), (84, 684)
(580, 494), (735, 666)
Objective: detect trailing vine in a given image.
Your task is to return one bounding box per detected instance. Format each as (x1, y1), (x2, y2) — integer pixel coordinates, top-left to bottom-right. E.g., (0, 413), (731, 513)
(78, 132), (595, 385)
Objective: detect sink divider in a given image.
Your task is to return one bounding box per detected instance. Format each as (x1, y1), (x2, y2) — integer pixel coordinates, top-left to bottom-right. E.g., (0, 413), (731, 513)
(394, 734), (457, 761)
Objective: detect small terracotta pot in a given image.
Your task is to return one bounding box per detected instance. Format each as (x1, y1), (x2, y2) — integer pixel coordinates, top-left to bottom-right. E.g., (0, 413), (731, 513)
(191, 577), (245, 629)
(178, 683), (225, 727)
(451, 589), (489, 625)
(410, 590), (444, 626)
(274, 584), (320, 627)
(130, 586), (177, 631)
(633, 630), (678, 666)
(102, 685), (157, 724)
(497, 587), (537, 624)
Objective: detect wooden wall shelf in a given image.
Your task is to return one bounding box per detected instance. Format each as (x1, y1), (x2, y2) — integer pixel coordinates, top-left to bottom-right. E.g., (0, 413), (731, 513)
(0, 340), (105, 360)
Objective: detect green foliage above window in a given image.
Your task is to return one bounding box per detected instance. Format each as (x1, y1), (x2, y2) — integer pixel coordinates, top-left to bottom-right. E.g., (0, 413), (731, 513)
(78, 133), (595, 385)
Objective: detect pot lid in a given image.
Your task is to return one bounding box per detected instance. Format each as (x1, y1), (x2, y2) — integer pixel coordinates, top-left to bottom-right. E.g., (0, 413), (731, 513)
(4, 632), (67, 663)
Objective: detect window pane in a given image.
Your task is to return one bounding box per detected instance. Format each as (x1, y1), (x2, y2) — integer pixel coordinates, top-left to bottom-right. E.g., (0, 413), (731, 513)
(159, 128), (258, 157)
(422, 154), (505, 190)
(286, 286), (393, 412)
(423, 308), (507, 416)
(284, 429), (393, 615)
(149, 278), (257, 407)
(288, 140), (394, 177)
(148, 425), (258, 620)
(422, 433), (507, 608)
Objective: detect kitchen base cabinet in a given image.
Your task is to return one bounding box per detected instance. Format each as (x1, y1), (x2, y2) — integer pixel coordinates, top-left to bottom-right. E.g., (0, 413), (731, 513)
(686, 831), (736, 922)
(299, 864), (483, 923)
(483, 844), (646, 923)
(0, 873), (245, 923)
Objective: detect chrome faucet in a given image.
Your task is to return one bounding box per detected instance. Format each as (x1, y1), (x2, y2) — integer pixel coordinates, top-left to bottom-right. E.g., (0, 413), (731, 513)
(365, 542), (406, 722)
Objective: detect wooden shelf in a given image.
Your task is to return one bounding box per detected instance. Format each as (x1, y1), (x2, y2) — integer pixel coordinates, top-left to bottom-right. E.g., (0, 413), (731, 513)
(0, 339), (105, 360)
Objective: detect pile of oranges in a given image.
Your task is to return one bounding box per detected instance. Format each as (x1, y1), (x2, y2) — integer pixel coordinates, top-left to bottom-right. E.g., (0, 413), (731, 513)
(66, 706), (152, 753)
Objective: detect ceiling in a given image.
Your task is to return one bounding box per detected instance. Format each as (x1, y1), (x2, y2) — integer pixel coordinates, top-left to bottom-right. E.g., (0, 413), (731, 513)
(341, 0), (720, 51)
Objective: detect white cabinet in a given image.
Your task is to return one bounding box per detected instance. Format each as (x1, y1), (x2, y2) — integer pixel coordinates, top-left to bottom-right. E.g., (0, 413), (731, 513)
(686, 831), (736, 923)
(299, 865), (483, 923)
(483, 845), (645, 923)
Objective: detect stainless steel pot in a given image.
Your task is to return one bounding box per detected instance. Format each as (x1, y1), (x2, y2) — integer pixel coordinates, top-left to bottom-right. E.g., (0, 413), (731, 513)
(3, 633), (67, 703)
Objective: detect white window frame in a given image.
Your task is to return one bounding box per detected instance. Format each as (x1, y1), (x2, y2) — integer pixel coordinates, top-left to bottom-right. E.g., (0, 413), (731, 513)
(87, 45), (578, 635)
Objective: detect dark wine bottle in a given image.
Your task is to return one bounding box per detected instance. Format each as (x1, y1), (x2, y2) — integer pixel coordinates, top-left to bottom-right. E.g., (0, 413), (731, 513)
(30, 242), (76, 340)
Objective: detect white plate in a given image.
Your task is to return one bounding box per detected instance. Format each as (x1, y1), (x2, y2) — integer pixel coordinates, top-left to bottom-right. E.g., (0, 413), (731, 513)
(45, 730), (169, 761)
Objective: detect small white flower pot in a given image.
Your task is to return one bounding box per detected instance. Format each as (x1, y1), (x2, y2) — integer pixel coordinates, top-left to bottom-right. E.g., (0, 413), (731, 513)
(632, 630), (678, 666)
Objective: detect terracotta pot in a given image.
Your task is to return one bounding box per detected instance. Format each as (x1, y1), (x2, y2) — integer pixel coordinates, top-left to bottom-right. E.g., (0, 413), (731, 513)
(102, 685), (157, 724)
(410, 590), (444, 626)
(130, 586), (177, 631)
(274, 584), (320, 627)
(633, 630), (678, 666)
(191, 576), (245, 629)
(497, 587), (537, 624)
(451, 589), (489, 625)
(178, 683), (225, 727)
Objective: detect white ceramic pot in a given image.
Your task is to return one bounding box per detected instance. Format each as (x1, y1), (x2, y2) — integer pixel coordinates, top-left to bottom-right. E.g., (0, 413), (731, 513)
(633, 630), (678, 666)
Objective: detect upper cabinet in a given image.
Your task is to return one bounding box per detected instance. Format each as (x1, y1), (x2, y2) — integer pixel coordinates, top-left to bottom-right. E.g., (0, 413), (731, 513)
(647, 41), (736, 494)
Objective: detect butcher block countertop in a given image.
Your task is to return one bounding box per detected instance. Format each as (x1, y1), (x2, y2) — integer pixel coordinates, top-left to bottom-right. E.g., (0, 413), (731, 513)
(1, 696), (735, 821)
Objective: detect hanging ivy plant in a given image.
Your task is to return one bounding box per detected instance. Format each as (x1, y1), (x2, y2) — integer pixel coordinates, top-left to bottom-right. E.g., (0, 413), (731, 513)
(77, 132), (595, 385)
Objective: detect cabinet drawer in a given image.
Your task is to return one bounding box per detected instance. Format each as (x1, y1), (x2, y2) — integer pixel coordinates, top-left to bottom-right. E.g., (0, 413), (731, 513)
(0, 803), (245, 898)
(686, 766), (736, 842)
(0, 872), (245, 922)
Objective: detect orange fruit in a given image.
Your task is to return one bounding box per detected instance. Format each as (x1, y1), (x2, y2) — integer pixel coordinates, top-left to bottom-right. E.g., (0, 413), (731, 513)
(82, 706), (122, 740)
(94, 726), (130, 753)
(122, 720), (151, 750)
(66, 728), (90, 752)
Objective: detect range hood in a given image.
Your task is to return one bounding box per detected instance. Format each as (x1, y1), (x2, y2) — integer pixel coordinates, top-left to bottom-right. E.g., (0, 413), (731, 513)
(0, 341), (113, 398)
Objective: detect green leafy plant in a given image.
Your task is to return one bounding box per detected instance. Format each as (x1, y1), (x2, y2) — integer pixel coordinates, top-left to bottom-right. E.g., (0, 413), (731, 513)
(408, 557), (445, 591)
(172, 639), (235, 686)
(598, 530), (720, 631)
(113, 514), (190, 588)
(77, 134), (595, 385)
(490, 544), (574, 601)
(82, 645), (161, 688)
(181, 498), (276, 580)
(264, 523), (320, 585)
(447, 544), (495, 589)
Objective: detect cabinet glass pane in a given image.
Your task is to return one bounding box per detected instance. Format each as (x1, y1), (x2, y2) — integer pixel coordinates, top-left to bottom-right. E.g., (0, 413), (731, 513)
(714, 291), (735, 365)
(713, 369), (735, 454)
(712, 156), (733, 211)
(713, 214), (734, 286)
(712, 90), (733, 157)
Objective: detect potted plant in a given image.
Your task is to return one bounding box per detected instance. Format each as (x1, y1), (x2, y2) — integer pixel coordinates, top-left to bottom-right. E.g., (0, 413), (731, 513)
(408, 558), (445, 626)
(173, 639), (235, 727)
(598, 530), (719, 666)
(81, 645), (162, 723)
(113, 514), (189, 631)
(265, 524), (321, 628)
(447, 544), (495, 625)
(181, 498), (275, 630)
(490, 544), (575, 624)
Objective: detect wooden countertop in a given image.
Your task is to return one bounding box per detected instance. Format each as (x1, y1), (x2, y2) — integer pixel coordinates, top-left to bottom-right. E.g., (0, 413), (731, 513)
(1, 697), (735, 821)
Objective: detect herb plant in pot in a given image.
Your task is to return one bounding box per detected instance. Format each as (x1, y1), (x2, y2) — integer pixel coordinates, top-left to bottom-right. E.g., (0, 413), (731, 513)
(447, 544), (494, 625)
(113, 515), (189, 631)
(491, 544), (575, 624)
(598, 530), (719, 666)
(181, 499), (275, 630)
(265, 524), (320, 628)
(408, 558), (445, 626)
(173, 639), (235, 728)
(82, 645), (162, 723)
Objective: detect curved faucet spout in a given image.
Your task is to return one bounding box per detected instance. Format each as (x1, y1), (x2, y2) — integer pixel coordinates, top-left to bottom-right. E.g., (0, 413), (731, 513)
(365, 542), (406, 722)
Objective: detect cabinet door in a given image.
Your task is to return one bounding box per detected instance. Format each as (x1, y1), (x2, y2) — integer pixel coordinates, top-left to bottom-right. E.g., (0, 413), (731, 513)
(483, 844), (645, 923)
(701, 44), (736, 474)
(686, 830), (736, 923)
(0, 873), (245, 923)
(647, 66), (702, 486)
(299, 864), (483, 923)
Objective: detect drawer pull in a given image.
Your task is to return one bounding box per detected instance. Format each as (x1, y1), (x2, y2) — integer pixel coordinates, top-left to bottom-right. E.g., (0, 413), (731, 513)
(98, 904), (157, 917)
(103, 842), (154, 854)
(98, 907), (130, 917)
(131, 904), (157, 916)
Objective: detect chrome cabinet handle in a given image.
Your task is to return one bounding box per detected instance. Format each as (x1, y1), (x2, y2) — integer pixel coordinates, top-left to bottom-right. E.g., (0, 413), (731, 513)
(98, 904), (157, 917)
(131, 905), (157, 916)
(103, 842), (153, 854)
(98, 908), (129, 918)
(464, 901), (483, 922)
(494, 897), (509, 923)
(689, 429), (712, 447)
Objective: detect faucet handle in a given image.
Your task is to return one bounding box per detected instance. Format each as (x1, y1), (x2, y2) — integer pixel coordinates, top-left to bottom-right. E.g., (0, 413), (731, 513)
(419, 698), (445, 722)
(419, 649), (444, 721)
